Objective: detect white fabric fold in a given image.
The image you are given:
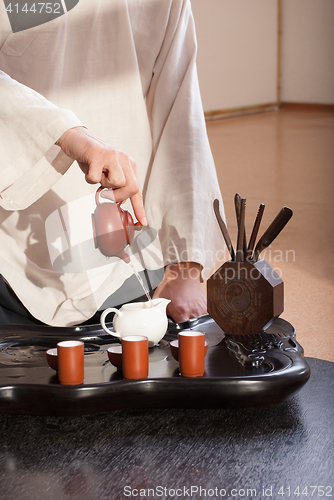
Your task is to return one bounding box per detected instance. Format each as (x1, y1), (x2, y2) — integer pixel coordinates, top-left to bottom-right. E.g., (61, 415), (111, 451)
(0, 0), (225, 325)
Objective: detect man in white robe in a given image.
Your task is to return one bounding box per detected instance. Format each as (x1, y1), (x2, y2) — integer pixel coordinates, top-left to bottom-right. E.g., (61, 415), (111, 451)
(0, 0), (225, 326)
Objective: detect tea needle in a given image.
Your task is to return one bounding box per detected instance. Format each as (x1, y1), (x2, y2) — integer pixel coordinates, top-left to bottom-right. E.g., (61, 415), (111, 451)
(247, 203), (265, 260)
(234, 193), (247, 259)
(236, 198), (246, 262)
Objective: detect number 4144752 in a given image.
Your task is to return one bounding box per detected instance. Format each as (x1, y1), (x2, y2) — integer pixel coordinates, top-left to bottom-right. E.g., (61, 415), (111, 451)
(6, 3), (61, 14)
(278, 486), (332, 497)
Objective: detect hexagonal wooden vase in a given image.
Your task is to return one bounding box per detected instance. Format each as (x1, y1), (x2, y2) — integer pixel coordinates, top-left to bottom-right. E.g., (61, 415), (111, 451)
(207, 259), (284, 336)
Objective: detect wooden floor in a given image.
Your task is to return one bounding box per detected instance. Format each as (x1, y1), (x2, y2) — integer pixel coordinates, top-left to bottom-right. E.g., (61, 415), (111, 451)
(206, 105), (334, 362)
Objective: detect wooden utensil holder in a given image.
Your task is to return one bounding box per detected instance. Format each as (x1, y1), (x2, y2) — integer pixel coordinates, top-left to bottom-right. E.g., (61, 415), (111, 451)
(207, 259), (284, 336)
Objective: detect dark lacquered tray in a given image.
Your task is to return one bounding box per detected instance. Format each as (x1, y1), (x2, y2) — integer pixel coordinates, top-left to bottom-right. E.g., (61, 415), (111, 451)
(0, 316), (310, 415)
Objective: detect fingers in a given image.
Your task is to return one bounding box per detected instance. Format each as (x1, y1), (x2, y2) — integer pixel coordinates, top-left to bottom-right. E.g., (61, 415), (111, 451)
(57, 127), (147, 224)
(130, 192), (147, 226)
(86, 160), (126, 187)
(152, 263), (207, 322)
(83, 148), (127, 188)
(99, 153), (135, 191)
(100, 154), (147, 226)
(166, 294), (207, 323)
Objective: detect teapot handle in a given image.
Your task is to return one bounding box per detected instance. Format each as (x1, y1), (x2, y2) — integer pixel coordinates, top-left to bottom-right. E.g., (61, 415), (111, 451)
(100, 308), (122, 338)
(95, 186), (117, 206)
(95, 186), (142, 234)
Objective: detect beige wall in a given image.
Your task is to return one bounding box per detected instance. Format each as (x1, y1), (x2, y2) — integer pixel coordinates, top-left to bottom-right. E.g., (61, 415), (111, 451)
(281, 0), (334, 104)
(191, 0), (278, 113)
(192, 0), (334, 112)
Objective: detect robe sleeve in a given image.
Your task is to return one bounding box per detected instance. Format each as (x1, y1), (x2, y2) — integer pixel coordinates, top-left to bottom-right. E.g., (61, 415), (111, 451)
(0, 71), (84, 210)
(141, 0), (225, 273)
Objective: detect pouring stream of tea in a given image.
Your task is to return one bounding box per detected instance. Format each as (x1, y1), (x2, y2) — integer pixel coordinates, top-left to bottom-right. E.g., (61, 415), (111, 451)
(128, 261), (154, 307)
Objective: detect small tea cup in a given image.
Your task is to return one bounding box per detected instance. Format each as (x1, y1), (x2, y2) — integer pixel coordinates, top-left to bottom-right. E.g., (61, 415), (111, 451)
(170, 339), (208, 362)
(57, 340), (84, 385)
(46, 348), (58, 371)
(178, 331), (206, 377)
(121, 335), (149, 379)
(107, 345), (123, 370)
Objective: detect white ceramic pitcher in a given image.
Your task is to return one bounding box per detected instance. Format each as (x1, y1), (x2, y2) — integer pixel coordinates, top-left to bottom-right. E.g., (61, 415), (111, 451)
(100, 298), (171, 346)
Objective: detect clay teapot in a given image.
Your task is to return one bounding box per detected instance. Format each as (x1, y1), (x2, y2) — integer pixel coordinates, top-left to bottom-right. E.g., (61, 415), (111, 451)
(92, 186), (142, 263)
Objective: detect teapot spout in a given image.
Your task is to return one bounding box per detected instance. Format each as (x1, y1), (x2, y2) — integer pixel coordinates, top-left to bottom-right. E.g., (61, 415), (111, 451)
(118, 250), (131, 263)
(152, 297), (171, 312)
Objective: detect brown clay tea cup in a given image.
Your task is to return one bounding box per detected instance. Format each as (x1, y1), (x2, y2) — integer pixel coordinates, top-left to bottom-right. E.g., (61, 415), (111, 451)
(121, 335), (148, 379)
(57, 340), (84, 385)
(107, 345), (123, 370)
(170, 339), (208, 362)
(46, 348), (58, 371)
(178, 331), (206, 377)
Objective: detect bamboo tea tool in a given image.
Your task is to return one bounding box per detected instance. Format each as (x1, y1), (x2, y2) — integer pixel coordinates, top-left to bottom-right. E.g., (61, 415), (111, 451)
(213, 199), (235, 261)
(252, 207), (293, 262)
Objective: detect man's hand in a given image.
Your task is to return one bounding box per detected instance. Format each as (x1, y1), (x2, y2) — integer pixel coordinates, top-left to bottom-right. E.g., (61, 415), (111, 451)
(153, 262), (207, 323)
(56, 126), (146, 225)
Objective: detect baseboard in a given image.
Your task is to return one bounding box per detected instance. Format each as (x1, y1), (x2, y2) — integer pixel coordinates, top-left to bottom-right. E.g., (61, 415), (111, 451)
(280, 102), (334, 112)
(204, 103), (279, 121)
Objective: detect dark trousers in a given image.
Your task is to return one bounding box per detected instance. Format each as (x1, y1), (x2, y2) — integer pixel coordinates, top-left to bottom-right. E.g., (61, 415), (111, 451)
(0, 276), (45, 325)
(0, 268), (161, 325)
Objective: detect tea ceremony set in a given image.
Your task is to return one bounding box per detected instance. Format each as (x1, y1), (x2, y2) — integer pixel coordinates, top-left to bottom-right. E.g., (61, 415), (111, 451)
(0, 190), (311, 416)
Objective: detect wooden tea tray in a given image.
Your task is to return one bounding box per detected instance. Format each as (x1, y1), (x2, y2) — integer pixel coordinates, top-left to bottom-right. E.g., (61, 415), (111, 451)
(0, 317), (310, 415)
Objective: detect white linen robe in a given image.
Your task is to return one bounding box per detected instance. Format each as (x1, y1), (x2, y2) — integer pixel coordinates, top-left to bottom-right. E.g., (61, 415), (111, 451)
(0, 0), (225, 326)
